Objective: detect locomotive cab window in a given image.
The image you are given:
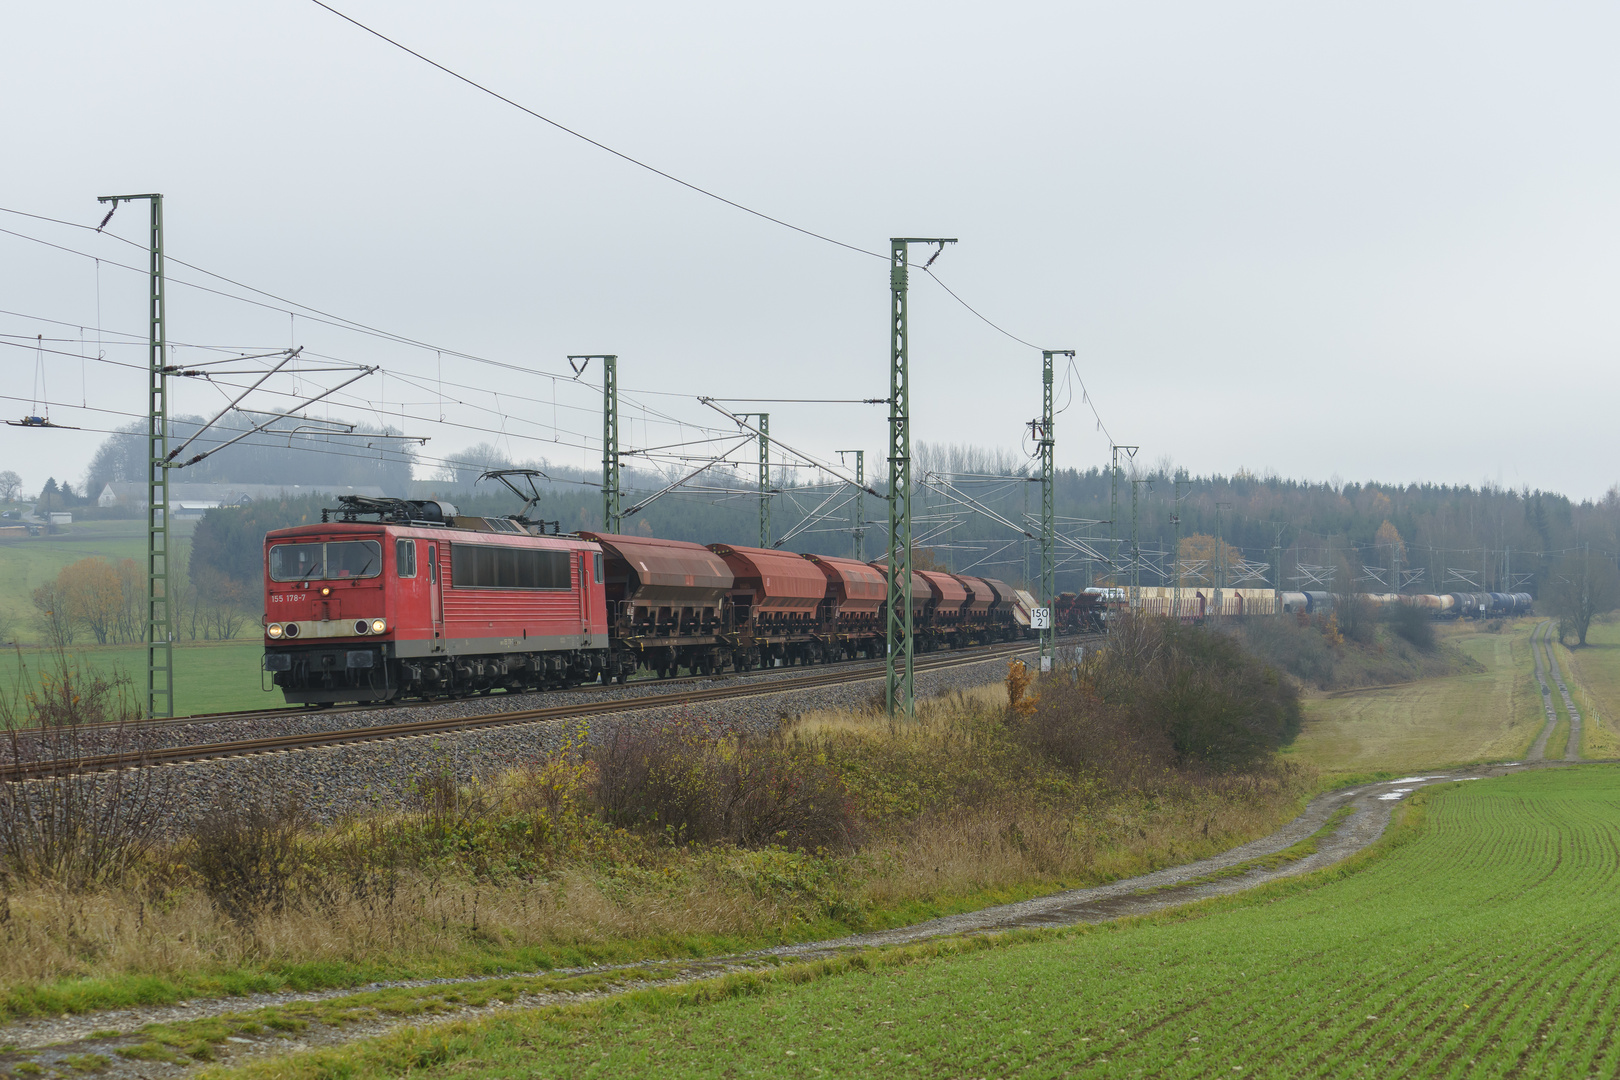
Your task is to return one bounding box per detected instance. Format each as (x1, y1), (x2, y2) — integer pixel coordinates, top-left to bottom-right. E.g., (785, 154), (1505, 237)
(450, 544), (572, 589)
(593, 552), (604, 584)
(269, 540), (383, 582)
(396, 539), (417, 578)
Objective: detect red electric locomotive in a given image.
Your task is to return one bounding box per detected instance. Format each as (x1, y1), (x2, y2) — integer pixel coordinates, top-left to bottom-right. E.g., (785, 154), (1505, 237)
(262, 499), (615, 705)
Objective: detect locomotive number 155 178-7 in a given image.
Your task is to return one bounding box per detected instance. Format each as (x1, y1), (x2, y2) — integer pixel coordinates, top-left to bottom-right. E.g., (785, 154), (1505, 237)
(270, 593), (308, 603)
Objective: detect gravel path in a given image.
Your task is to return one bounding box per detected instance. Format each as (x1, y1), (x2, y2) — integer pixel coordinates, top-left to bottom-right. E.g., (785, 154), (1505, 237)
(1529, 620), (1559, 760)
(0, 759), (1585, 1080)
(1541, 627), (1585, 760)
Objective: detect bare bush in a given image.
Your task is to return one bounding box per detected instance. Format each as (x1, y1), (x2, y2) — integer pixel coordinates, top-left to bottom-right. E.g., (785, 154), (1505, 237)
(184, 792), (310, 925)
(589, 716), (854, 850)
(1385, 602), (1437, 652)
(0, 651), (173, 889)
(1019, 679), (1173, 786)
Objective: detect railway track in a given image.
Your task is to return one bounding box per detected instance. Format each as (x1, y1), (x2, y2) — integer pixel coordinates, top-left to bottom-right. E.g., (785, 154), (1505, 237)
(10, 636), (1085, 736)
(4, 637), (1086, 781)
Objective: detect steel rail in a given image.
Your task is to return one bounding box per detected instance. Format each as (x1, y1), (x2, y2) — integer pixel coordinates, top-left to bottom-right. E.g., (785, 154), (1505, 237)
(5, 638), (1093, 781)
(4, 636), (1069, 737)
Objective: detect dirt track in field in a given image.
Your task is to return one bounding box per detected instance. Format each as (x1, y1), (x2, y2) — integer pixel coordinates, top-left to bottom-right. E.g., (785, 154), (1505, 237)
(1530, 620), (1584, 761)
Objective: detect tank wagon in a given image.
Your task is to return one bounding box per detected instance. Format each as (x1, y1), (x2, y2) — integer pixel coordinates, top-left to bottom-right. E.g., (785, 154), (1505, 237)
(1081, 584), (1533, 625)
(262, 498), (1036, 705)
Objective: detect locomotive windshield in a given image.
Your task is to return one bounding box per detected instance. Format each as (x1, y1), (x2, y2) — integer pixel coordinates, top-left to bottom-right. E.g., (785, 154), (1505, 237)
(269, 540), (383, 582)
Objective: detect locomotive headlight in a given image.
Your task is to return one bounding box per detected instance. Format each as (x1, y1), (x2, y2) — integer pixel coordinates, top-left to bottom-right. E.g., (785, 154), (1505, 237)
(267, 623), (284, 639)
(320, 586), (332, 597)
(370, 618), (387, 635)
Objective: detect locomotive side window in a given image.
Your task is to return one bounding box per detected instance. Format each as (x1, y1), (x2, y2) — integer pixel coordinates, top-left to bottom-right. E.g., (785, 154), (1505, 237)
(269, 540), (383, 582)
(428, 544), (437, 584)
(396, 539), (417, 578)
(593, 552), (604, 584)
(449, 544), (571, 589)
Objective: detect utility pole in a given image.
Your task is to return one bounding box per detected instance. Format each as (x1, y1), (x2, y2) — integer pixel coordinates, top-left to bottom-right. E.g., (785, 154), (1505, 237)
(756, 413), (770, 548)
(1035, 350), (1071, 669)
(572, 354), (620, 533)
(1170, 477), (1191, 619)
(886, 237), (955, 718)
(1109, 447), (1119, 580)
(838, 450), (865, 561)
(1131, 477), (1152, 614)
(99, 193), (171, 720)
(1271, 522), (1286, 610)
(733, 412), (772, 546)
(1109, 445), (1138, 589)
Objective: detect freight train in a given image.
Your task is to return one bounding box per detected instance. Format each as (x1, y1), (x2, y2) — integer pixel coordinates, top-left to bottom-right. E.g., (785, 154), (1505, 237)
(261, 497), (1035, 705)
(1057, 585), (1533, 629)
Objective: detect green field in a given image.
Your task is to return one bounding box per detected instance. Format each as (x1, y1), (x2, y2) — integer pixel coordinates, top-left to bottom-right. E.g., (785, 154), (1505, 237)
(208, 765), (1620, 1079)
(1286, 620), (1541, 774)
(0, 519), (198, 644)
(0, 640), (271, 718)
(0, 518), (273, 717)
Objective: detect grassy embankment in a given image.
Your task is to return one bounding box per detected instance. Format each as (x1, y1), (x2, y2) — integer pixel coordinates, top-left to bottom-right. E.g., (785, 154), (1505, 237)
(1548, 616), (1620, 758)
(1284, 618), (1543, 777)
(189, 765), (1620, 1079)
(0, 664), (1310, 1031)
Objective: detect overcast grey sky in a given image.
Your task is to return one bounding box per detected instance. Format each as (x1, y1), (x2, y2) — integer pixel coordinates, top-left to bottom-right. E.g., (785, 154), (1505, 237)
(4, 1), (1618, 501)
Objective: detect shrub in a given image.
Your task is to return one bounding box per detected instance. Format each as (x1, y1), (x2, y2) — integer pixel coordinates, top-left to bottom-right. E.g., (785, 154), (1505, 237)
(1238, 617), (1336, 687)
(1018, 679), (1172, 785)
(184, 793), (310, 924)
(1028, 616), (1301, 774)
(1385, 603), (1437, 652)
(588, 717), (854, 850)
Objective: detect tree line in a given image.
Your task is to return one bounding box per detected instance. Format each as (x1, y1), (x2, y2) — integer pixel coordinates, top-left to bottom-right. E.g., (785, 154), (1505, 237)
(29, 552), (254, 648)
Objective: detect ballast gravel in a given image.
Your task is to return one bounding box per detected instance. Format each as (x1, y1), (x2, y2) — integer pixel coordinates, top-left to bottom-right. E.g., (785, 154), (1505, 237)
(106, 654), (1025, 830)
(0, 648), (1024, 767)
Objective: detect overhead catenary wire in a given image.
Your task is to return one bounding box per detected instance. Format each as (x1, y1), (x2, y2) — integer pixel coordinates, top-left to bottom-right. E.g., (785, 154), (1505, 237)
(303, 1), (886, 262)
(5, 205), (1101, 467)
(6, 180), (1108, 498)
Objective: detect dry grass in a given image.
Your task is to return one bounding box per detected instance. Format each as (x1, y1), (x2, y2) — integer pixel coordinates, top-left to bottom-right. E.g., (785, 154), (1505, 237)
(788, 685), (1006, 740)
(1287, 618), (1543, 775)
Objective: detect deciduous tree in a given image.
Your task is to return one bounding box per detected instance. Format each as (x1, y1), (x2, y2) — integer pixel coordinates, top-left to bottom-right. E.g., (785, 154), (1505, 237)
(31, 581), (72, 647)
(1550, 547), (1620, 646)
(1178, 534), (1242, 587)
(57, 558), (123, 645)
